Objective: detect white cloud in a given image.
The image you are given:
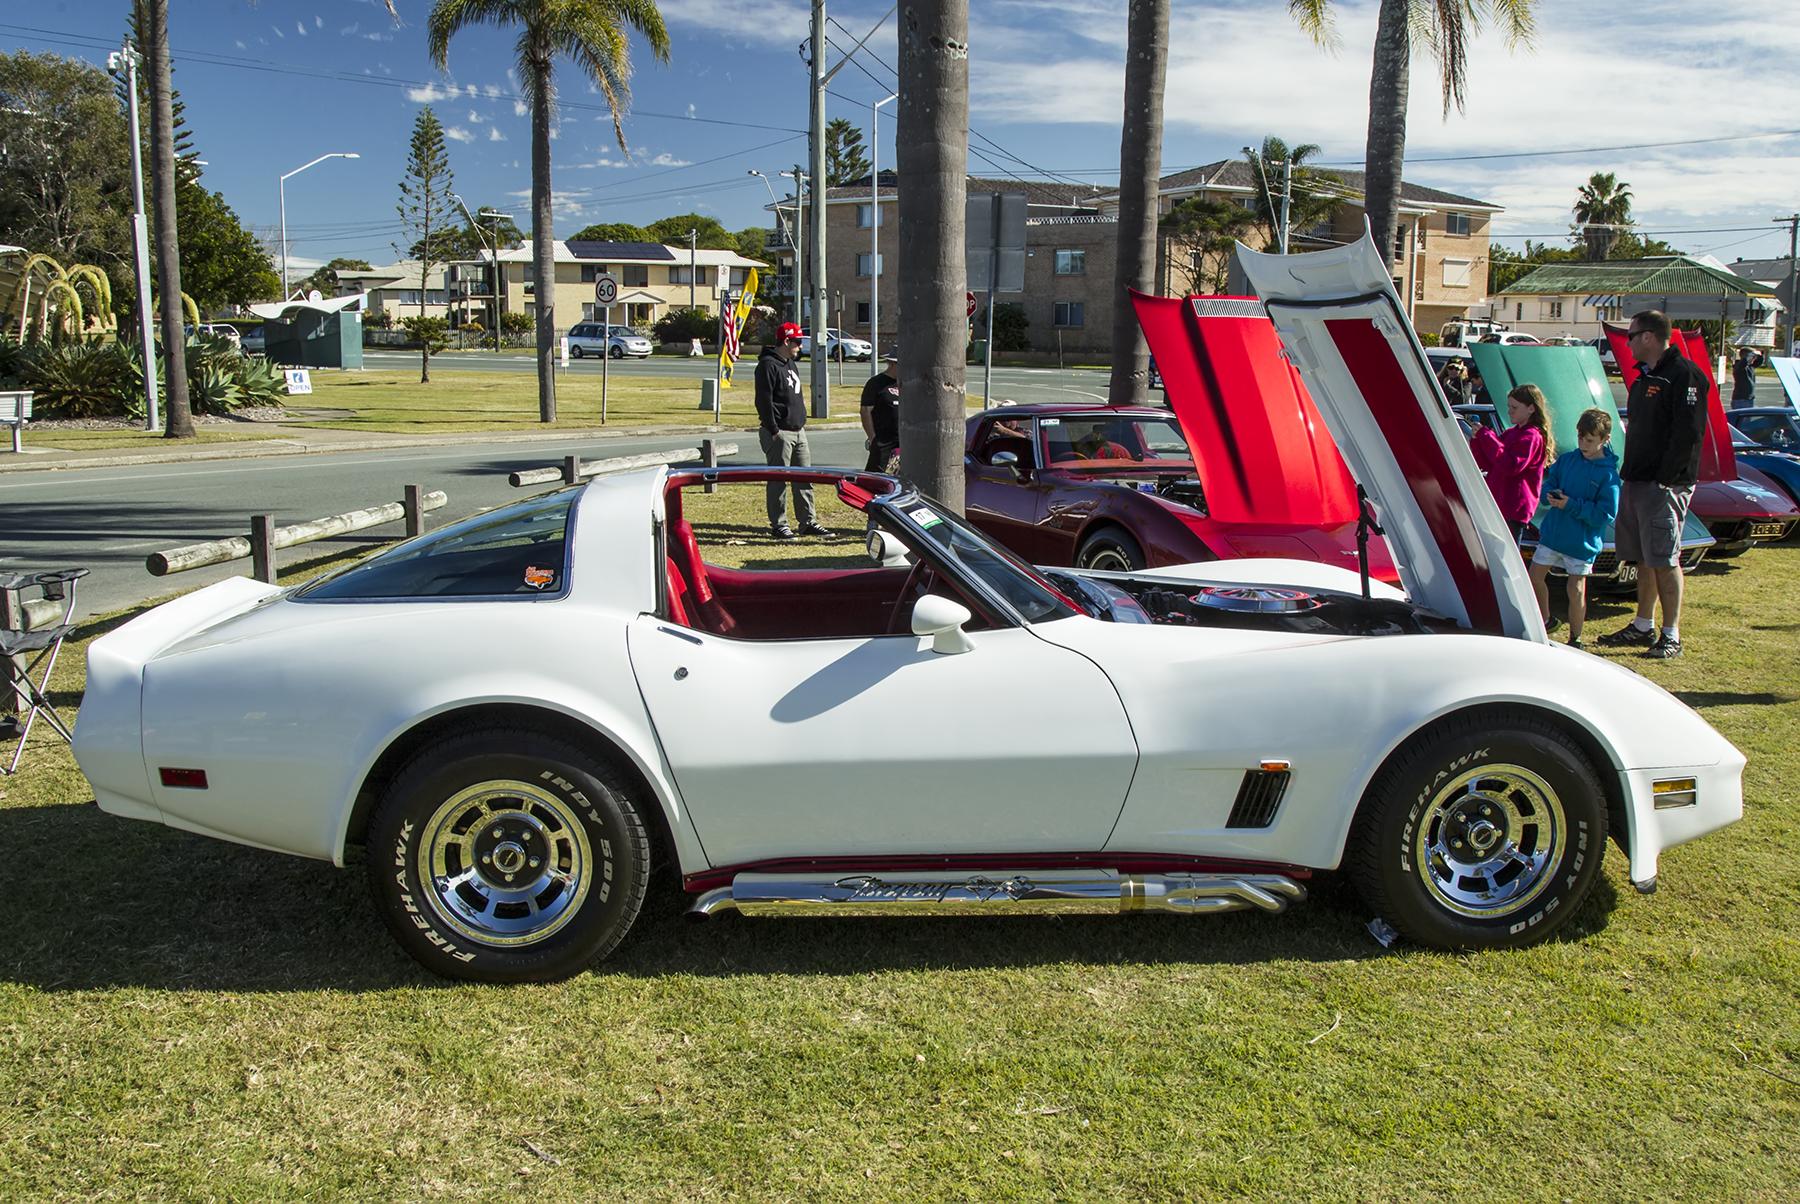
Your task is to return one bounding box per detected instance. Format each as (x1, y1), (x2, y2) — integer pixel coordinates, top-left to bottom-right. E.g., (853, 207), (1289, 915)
(340, 22), (359, 36)
(484, 84), (504, 99)
(468, 109), (486, 124)
(488, 127), (506, 142)
(315, 15), (323, 30)
(406, 83), (452, 103)
(646, 153), (692, 167)
(656, 0), (812, 48)
(271, 24), (283, 39)
(295, 20), (307, 37)
(445, 126), (477, 143)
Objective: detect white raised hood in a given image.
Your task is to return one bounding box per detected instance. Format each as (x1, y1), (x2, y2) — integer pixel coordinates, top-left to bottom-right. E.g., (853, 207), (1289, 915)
(1237, 236), (1545, 642)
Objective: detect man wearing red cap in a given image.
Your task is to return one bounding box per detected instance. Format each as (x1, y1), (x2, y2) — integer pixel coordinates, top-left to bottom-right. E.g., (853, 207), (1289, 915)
(755, 321), (830, 539)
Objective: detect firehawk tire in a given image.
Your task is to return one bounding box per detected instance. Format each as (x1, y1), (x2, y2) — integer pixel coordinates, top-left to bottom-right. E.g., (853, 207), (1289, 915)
(367, 727), (651, 983)
(1348, 710), (1607, 950)
(1076, 527), (1145, 573)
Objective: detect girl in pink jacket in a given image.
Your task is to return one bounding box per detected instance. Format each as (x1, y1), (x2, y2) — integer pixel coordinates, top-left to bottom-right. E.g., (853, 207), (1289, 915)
(1470, 383), (1555, 538)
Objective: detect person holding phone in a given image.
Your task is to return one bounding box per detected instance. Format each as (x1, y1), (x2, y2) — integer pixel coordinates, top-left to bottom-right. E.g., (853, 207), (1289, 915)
(1529, 409), (1621, 648)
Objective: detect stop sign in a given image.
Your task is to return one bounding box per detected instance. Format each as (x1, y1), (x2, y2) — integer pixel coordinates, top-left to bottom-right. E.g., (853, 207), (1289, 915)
(966, 291), (977, 319)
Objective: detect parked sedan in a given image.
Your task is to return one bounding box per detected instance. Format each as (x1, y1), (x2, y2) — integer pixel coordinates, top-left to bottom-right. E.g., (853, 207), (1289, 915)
(798, 329), (872, 361)
(567, 323), (652, 358)
(73, 237), (1744, 983)
(1730, 427), (1800, 517)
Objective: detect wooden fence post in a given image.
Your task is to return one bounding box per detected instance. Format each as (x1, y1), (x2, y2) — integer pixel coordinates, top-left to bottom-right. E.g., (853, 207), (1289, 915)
(703, 438), (719, 494)
(251, 514), (277, 584)
(404, 485), (424, 537)
(563, 455), (582, 484)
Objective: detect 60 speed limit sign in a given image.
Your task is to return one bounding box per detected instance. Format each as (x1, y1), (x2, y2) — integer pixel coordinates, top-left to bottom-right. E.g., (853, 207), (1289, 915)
(594, 275), (618, 305)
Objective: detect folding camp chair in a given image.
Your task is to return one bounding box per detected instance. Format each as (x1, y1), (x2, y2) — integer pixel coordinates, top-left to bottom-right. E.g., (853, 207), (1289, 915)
(1, 568), (88, 775)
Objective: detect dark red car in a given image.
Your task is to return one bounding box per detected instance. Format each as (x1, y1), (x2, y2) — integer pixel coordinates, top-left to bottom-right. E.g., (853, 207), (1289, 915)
(964, 297), (1399, 583)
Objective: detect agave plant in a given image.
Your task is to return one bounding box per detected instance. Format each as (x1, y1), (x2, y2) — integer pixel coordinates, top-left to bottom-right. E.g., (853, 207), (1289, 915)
(20, 341), (147, 420)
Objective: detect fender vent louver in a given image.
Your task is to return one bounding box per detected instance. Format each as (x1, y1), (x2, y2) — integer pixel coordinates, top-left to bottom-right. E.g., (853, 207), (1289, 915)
(1228, 767), (1291, 829)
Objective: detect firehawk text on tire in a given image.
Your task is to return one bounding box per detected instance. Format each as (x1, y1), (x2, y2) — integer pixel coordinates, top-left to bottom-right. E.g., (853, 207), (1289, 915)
(1349, 710), (1607, 950)
(366, 728), (650, 982)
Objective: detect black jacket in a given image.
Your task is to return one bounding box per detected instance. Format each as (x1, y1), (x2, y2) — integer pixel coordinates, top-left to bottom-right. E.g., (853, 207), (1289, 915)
(1621, 346), (1708, 487)
(754, 346), (806, 431)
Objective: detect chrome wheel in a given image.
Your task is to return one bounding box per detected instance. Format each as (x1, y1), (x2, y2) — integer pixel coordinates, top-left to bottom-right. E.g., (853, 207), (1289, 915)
(1414, 765), (1566, 919)
(417, 779), (593, 947)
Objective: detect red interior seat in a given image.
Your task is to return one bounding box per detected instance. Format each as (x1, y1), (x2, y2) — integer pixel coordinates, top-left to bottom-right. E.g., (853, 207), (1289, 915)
(668, 518), (737, 636)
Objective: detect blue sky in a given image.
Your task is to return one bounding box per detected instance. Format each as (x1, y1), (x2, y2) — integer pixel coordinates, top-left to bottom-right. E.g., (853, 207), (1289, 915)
(8, 0), (1797, 274)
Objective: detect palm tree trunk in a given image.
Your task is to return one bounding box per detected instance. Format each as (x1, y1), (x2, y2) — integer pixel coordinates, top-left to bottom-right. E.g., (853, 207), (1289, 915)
(1106, 0), (1168, 406)
(145, 0), (192, 438)
(896, 0), (969, 513)
(1364, 0), (1410, 275)
(530, 56), (557, 423)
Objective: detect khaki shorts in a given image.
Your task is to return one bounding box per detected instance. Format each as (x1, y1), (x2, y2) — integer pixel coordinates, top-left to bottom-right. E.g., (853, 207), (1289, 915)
(1615, 480), (1692, 568)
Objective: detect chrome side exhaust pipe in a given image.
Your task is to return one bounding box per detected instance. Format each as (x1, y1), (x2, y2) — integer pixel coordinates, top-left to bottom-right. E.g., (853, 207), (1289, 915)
(688, 871), (1305, 919)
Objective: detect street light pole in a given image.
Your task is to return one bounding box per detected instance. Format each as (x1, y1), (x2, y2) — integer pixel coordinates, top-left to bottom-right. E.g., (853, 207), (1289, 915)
(689, 227), (698, 310)
(479, 208), (508, 353)
(871, 91), (897, 374)
(279, 152), (360, 299)
(782, 167), (808, 327)
(110, 38), (159, 433)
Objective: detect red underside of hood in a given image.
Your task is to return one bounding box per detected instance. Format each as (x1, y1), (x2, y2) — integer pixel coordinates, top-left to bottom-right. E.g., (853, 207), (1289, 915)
(1131, 292), (1359, 527)
(1603, 323), (1737, 482)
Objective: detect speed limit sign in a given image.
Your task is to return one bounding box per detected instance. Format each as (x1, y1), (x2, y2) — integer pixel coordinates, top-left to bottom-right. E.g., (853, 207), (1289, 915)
(595, 274), (618, 305)
(966, 290), (977, 319)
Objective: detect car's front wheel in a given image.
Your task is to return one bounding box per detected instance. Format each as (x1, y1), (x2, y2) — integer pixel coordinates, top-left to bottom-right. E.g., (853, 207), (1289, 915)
(609, 345), (624, 359)
(367, 728), (651, 982)
(1076, 527), (1145, 573)
(1348, 710), (1607, 950)
(570, 345), (585, 359)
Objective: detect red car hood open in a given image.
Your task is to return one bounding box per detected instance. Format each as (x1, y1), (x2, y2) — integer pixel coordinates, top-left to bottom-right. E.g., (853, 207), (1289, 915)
(1237, 238), (1544, 641)
(1602, 323), (1736, 482)
(1130, 293), (1359, 527)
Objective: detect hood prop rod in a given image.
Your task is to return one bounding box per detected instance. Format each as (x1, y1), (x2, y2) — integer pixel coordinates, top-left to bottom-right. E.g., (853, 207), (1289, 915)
(1355, 485), (1385, 600)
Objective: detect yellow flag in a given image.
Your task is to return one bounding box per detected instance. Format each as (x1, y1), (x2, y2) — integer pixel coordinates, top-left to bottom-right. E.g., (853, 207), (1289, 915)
(719, 267), (759, 389)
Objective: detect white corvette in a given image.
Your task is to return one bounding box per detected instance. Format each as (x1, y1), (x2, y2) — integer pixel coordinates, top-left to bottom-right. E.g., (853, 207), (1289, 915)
(74, 240), (1744, 981)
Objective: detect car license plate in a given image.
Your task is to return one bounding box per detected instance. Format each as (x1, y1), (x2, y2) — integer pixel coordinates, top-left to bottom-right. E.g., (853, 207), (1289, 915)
(1615, 563), (1638, 585)
(1750, 522), (1788, 538)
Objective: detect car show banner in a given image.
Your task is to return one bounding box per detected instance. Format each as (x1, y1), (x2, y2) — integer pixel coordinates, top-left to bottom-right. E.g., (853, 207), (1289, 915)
(719, 268), (759, 389)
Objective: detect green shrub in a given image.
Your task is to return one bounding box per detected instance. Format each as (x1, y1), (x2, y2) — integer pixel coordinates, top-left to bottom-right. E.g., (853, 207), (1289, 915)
(652, 307), (717, 344)
(17, 340), (146, 419)
(499, 311), (533, 347)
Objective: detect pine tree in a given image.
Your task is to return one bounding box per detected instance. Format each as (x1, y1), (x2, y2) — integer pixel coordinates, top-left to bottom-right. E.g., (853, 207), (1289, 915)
(825, 118), (871, 187)
(397, 107), (454, 384)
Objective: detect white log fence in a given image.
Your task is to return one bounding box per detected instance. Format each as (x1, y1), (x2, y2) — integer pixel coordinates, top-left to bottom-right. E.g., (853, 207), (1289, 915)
(508, 439), (735, 489)
(147, 486), (447, 583)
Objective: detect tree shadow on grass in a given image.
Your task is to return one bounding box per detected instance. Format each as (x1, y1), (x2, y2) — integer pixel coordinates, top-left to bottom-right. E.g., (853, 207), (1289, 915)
(0, 800), (1620, 993)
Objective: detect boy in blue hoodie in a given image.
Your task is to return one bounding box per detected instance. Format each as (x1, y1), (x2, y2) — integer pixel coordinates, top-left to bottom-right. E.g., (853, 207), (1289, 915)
(1529, 408), (1621, 648)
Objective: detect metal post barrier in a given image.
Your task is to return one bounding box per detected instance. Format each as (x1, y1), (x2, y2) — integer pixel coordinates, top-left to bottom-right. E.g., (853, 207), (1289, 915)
(404, 485), (425, 538)
(251, 514), (277, 583)
(703, 438), (719, 494)
(564, 455), (582, 484)
(508, 443), (738, 488)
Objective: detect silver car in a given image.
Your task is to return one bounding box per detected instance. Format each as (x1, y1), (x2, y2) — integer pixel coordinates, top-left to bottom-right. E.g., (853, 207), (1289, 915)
(568, 323), (652, 359)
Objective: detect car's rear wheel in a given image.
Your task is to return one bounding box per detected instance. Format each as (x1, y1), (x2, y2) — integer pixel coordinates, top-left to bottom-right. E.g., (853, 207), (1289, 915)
(1076, 527), (1145, 573)
(367, 728), (651, 982)
(1348, 710), (1607, 950)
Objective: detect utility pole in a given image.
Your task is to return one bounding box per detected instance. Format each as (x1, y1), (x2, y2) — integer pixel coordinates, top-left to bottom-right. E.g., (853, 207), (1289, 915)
(1778, 213), (1799, 355)
(808, 0), (829, 418)
(688, 227), (697, 310)
(1277, 157), (1293, 255)
(871, 91), (897, 371)
(786, 165), (807, 328)
(110, 37), (159, 433)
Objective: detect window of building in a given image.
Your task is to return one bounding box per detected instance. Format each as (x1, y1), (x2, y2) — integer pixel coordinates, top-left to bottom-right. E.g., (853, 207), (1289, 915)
(622, 265), (649, 287)
(1445, 211), (1471, 236)
(669, 266), (711, 286)
(580, 265), (597, 283)
(856, 252), (881, 278)
(1442, 257), (1472, 288)
(1515, 302), (1524, 321)
(582, 303), (594, 320)
(1053, 301), (1084, 327)
(855, 301), (871, 324)
(856, 204), (881, 228)
(1541, 299), (1564, 321)
(1392, 229), (1408, 261)
(1054, 249), (1086, 276)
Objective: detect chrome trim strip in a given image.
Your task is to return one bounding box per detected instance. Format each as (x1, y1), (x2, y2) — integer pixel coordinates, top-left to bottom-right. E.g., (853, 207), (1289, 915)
(686, 871), (1306, 919)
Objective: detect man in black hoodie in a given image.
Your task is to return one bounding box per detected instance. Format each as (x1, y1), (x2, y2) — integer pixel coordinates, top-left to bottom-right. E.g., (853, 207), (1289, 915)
(755, 322), (830, 539)
(1597, 310), (1708, 659)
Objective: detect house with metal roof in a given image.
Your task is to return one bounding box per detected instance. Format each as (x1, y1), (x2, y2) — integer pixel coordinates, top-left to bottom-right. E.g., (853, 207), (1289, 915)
(1491, 256), (1782, 344)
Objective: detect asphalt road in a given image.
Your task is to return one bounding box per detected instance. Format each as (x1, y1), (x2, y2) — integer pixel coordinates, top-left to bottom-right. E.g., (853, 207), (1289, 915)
(0, 428), (869, 621)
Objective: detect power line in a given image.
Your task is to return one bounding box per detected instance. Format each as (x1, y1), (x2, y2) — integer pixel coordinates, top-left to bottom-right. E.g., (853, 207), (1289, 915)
(1320, 127), (1800, 167)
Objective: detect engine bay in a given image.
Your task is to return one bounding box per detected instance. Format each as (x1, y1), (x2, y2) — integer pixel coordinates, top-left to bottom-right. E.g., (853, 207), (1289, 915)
(1044, 570), (1450, 637)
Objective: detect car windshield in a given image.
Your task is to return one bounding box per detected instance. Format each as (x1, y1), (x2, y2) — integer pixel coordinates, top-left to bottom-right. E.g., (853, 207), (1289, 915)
(1039, 414), (1191, 466)
(874, 495), (1076, 624)
(1735, 412), (1800, 449)
(295, 488), (577, 601)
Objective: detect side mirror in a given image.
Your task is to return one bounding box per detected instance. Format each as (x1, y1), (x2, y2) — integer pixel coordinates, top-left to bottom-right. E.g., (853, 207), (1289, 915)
(866, 528), (912, 568)
(990, 449), (1028, 481)
(911, 594), (974, 655)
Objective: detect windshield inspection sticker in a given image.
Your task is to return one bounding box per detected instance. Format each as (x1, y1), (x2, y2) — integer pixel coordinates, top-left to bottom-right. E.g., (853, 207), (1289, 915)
(523, 566), (556, 590)
(907, 506), (944, 528)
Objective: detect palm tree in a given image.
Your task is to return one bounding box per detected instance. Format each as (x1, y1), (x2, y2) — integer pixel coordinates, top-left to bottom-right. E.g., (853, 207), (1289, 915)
(1106, 0), (1169, 406)
(1291, 1), (1534, 271)
(1243, 136), (1336, 251)
(1573, 172), (1633, 261)
(139, 0), (194, 438)
(429, 0), (670, 423)
(896, 0), (970, 511)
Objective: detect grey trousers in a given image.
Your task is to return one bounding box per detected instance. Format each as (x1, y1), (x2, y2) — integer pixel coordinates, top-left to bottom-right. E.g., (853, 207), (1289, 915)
(760, 427), (816, 527)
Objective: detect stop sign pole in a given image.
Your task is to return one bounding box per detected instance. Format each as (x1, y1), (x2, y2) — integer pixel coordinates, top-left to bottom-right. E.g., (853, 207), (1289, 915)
(595, 274), (618, 424)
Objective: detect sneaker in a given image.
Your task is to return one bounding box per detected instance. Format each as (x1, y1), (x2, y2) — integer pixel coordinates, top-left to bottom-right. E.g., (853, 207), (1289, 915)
(1597, 623), (1657, 648)
(1545, 615), (1562, 633)
(1642, 636), (1683, 660)
(1567, 636), (1587, 650)
(770, 524), (798, 541)
(797, 522), (834, 537)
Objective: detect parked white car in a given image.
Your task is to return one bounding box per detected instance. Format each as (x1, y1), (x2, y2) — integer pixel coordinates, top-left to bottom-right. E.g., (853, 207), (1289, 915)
(799, 328), (873, 360)
(238, 326), (266, 355)
(1478, 331), (1543, 346)
(568, 323), (652, 358)
(72, 237), (1744, 983)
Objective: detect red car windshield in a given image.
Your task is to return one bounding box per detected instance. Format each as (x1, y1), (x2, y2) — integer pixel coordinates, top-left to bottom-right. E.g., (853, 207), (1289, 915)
(1039, 414), (1191, 467)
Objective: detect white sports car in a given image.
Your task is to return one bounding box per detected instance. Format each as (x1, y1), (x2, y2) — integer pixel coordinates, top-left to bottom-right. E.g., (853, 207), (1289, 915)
(73, 240), (1744, 982)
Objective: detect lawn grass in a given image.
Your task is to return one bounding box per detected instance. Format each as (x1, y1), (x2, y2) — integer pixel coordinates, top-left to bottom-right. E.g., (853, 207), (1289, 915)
(23, 426), (287, 452)
(1, 520), (1796, 1199)
(287, 371), (986, 434)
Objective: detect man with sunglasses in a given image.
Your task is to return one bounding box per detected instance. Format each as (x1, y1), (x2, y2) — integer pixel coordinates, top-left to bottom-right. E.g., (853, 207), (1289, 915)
(1597, 311), (1708, 659)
